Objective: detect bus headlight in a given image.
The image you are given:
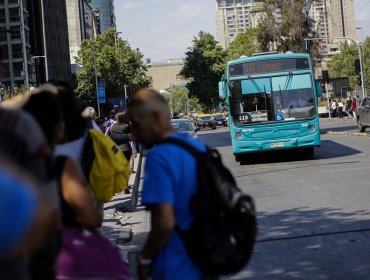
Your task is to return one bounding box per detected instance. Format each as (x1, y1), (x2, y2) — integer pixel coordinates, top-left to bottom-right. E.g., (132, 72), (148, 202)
(235, 131), (242, 139)
(308, 125), (316, 132)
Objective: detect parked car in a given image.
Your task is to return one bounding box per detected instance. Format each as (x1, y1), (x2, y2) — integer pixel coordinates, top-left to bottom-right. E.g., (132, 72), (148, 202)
(195, 115), (216, 130)
(357, 97), (370, 132)
(212, 113), (228, 127)
(171, 119), (198, 138)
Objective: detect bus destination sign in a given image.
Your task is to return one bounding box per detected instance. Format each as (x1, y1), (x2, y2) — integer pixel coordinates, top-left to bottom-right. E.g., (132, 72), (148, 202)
(229, 58), (310, 77)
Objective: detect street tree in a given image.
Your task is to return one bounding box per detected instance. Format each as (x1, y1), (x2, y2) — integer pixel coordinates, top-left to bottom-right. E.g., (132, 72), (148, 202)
(181, 31), (227, 111)
(258, 0), (315, 53)
(227, 28), (260, 60)
(362, 38), (370, 90)
(328, 39), (370, 91)
(163, 87), (205, 114)
(75, 29), (152, 102)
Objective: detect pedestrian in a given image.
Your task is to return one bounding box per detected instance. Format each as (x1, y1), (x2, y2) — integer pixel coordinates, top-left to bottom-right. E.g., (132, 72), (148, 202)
(0, 160), (52, 280)
(331, 99), (338, 118)
(352, 97), (357, 119)
(20, 87), (102, 231)
(337, 100), (344, 119)
(345, 97), (353, 119)
(107, 112), (132, 160)
(128, 88), (207, 280)
(103, 109), (118, 133)
(81, 106), (97, 120)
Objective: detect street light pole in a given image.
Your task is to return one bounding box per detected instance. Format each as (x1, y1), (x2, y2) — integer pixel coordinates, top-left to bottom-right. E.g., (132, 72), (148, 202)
(19, 0), (29, 89)
(40, 0), (49, 81)
(356, 27), (364, 43)
(356, 41), (366, 99)
(356, 27), (365, 99)
(91, 10), (101, 116)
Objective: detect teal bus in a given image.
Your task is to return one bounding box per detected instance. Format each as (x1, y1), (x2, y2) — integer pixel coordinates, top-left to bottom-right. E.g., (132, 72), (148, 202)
(219, 52), (321, 162)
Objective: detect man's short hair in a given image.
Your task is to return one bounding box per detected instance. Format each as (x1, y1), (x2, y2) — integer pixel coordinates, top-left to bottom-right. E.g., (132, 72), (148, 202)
(128, 88), (171, 119)
(81, 106), (96, 119)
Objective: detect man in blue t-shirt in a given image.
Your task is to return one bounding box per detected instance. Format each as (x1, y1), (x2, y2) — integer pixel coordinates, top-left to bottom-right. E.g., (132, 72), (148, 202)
(128, 88), (206, 280)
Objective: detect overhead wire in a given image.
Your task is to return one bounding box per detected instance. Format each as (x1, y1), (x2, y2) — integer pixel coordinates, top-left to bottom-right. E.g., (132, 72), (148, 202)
(128, 41), (185, 54)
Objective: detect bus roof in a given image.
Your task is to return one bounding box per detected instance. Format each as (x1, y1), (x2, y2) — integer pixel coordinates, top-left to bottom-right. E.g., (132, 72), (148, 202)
(227, 52), (311, 66)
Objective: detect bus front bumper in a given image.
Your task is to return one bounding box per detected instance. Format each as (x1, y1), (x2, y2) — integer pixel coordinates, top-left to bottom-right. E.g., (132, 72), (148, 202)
(232, 130), (320, 154)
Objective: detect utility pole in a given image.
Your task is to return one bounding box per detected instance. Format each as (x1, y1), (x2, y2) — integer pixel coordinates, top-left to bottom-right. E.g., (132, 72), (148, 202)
(40, 0), (49, 81)
(91, 10), (101, 116)
(19, 0), (29, 89)
(356, 41), (365, 99)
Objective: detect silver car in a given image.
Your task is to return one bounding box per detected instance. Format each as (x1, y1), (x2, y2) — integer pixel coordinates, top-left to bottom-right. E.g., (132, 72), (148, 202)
(357, 97), (370, 132)
(171, 119), (198, 138)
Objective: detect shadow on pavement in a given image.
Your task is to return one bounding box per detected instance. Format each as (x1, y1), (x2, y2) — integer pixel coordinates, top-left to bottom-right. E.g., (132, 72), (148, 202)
(225, 207), (370, 280)
(199, 131), (231, 148)
(239, 140), (361, 165)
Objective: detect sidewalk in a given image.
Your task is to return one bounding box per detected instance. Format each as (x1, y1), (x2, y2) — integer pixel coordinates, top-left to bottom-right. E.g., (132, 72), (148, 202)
(101, 155), (149, 277)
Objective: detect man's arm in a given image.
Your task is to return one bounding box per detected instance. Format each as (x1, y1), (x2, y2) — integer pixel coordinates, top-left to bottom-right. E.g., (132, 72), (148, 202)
(140, 204), (175, 260)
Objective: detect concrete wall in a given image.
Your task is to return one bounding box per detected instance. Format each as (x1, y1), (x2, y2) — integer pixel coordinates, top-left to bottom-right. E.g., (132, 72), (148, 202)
(147, 63), (186, 90)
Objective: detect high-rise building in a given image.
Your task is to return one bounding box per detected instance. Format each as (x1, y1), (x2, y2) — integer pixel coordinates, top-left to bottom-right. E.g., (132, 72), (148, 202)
(0, 0), (34, 90)
(326, 0), (356, 41)
(216, 0), (265, 49)
(312, 0), (356, 41)
(41, 0), (71, 81)
(86, 0), (115, 33)
(310, 0), (356, 61)
(0, 0), (70, 92)
(66, 0), (93, 73)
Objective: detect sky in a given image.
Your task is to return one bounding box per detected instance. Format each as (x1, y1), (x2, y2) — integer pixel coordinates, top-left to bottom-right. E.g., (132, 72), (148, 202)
(115, 0), (370, 63)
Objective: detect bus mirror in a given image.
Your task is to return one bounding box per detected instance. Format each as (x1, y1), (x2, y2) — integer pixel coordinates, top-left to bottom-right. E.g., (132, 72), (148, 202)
(218, 81), (225, 99)
(315, 80), (321, 97)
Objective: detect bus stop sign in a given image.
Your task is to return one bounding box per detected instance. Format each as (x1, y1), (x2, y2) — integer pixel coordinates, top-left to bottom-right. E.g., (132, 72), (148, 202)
(98, 79), (106, 104)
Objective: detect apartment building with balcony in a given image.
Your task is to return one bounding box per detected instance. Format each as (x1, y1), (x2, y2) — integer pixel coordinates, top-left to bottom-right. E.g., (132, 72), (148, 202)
(311, 0), (356, 61)
(216, 0), (259, 49)
(0, 0), (70, 92)
(0, 0), (33, 90)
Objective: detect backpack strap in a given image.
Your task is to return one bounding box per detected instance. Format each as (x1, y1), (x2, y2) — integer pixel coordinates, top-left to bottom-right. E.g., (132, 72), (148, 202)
(158, 137), (207, 159)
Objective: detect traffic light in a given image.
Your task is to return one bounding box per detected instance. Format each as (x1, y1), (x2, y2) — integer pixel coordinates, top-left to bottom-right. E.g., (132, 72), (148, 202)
(355, 59), (361, 75)
(320, 83), (325, 93)
(92, 10), (101, 35)
(322, 70), (329, 84)
(357, 74), (362, 86)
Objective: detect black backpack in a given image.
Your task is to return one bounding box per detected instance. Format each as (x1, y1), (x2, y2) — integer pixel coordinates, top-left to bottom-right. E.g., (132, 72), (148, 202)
(159, 137), (257, 276)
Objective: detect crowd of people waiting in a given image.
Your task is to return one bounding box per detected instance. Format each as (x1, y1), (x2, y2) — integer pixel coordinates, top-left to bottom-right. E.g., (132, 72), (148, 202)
(329, 97), (358, 119)
(0, 81), (132, 279)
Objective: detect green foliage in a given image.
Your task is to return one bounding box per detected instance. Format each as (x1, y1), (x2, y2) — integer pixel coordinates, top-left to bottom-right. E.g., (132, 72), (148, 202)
(75, 29), (152, 102)
(181, 32), (227, 111)
(227, 28), (260, 60)
(258, 0), (315, 52)
(328, 39), (370, 91)
(164, 87), (204, 114)
(362, 38), (370, 90)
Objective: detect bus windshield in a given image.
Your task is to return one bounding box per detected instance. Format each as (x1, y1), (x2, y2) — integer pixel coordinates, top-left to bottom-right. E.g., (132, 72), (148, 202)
(230, 73), (315, 125)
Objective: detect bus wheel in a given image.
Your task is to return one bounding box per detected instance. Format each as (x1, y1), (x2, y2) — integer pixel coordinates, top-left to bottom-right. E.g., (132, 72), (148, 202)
(303, 147), (314, 157)
(235, 154), (244, 162)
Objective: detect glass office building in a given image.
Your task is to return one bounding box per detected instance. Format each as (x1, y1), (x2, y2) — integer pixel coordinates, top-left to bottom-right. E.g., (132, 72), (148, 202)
(87, 0), (116, 33)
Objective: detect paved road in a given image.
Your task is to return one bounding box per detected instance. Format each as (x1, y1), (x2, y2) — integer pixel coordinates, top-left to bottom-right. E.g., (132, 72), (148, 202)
(197, 119), (370, 280)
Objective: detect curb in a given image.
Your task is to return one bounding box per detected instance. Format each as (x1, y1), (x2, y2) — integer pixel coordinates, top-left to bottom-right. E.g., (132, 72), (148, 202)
(327, 131), (370, 137)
